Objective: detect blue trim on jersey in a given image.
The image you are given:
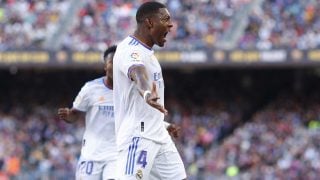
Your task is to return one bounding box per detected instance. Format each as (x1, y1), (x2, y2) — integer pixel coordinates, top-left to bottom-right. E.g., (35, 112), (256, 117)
(128, 38), (140, 46)
(130, 140), (138, 174)
(125, 137), (140, 175)
(128, 38), (136, 46)
(125, 144), (132, 174)
(129, 35), (152, 50)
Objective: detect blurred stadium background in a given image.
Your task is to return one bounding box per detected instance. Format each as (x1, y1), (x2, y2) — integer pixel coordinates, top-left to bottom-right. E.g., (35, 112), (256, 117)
(1, 0), (320, 179)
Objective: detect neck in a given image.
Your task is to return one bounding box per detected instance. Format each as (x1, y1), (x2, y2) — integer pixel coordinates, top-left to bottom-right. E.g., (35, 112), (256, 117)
(133, 28), (153, 48)
(104, 77), (113, 89)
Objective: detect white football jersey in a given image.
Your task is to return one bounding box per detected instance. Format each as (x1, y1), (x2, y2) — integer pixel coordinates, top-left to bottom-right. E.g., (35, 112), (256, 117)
(113, 36), (171, 150)
(73, 77), (117, 161)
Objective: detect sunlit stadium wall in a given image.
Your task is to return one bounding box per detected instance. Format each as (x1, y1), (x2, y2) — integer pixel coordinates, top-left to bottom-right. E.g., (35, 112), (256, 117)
(1, 49), (320, 69)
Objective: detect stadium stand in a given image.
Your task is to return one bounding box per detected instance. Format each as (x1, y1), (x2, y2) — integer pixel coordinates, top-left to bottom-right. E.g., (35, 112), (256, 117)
(1, 0), (320, 179)
(0, 0), (70, 50)
(1, 0), (248, 51)
(1, 69), (320, 179)
(239, 0), (320, 49)
(2, 0), (319, 50)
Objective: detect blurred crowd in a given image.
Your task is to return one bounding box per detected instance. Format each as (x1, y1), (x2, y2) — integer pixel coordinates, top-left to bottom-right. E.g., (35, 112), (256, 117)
(61, 0), (247, 51)
(0, 0), (70, 50)
(1, 69), (320, 179)
(239, 0), (320, 49)
(0, 70), (93, 179)
(184, 94), (320, 179)
(1, 0), (249, 51)
(2, 0), (320, 50)
(0, 106), (82, 179)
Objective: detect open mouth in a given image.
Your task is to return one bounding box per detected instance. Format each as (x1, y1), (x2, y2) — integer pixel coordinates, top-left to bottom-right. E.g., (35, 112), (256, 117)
(163, 32), (168, 41)
(164, 32), (168, 37)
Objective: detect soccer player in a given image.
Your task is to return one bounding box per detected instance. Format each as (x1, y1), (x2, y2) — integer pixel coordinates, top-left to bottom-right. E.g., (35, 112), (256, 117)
(58, 45), (117, 180)
(113, 1), (187, 180)
(58, 45), (180, 180)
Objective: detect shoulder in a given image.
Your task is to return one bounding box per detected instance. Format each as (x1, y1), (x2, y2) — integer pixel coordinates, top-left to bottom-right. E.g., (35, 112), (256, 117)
(82, 77), (104, 91)
(115, 48), (144, 64)
(118, 36), (144, 53)
(121, 36), (140, 47)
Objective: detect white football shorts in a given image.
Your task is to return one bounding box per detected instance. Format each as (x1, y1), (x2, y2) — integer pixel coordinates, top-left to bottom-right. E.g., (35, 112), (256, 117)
(116, 137), (186, 180)
(76, 158), (117, 180)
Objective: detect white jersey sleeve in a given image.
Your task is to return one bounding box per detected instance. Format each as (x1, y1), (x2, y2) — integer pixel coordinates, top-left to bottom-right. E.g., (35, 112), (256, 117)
(73, 84), (90, 112)
(118, 48), (145, 80)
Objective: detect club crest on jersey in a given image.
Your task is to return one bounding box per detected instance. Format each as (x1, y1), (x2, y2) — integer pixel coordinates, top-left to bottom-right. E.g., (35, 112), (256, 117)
(98, 96), (105, 102)
(135, 169), (143, 180)
(130, 52), (141, 62)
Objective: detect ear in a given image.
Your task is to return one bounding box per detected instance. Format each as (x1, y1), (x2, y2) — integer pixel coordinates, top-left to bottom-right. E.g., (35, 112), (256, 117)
(145, 18), (153, 29)
(104, 62), (108, 71)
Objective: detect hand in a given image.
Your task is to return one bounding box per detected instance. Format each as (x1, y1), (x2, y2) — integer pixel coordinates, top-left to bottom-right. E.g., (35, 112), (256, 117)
(167, 124), (181, 138)
(145, 82), (168, 115)
(58, 107), (71, 121)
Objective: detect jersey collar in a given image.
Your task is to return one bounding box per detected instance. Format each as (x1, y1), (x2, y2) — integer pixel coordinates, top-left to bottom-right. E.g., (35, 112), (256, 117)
(129, 35), (153, 51)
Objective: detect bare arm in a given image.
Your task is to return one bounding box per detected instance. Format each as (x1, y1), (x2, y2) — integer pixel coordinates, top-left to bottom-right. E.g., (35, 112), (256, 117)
(130, 65), (168, 115)
(58, 108), (83, 123)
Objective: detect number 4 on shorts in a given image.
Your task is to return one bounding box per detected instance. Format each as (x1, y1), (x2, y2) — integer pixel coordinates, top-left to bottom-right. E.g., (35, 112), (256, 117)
(137, 150), (147, 168)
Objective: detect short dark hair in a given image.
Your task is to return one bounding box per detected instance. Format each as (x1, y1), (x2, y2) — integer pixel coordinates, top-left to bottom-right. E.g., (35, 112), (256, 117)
(136, 1), (166, 23)
(103, 45), (117, 62)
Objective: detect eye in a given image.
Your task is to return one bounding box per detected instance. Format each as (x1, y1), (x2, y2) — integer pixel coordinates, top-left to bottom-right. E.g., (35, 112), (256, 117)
(160, 16), (170, 23)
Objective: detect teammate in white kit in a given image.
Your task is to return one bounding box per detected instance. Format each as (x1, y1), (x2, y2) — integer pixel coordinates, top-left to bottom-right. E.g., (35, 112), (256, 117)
(113, 2), (187, 179)
(58, 46), (117, 180)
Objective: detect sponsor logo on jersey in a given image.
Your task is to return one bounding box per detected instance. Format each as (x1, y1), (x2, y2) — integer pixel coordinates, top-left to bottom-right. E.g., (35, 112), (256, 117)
(130, 52), (141, 62)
